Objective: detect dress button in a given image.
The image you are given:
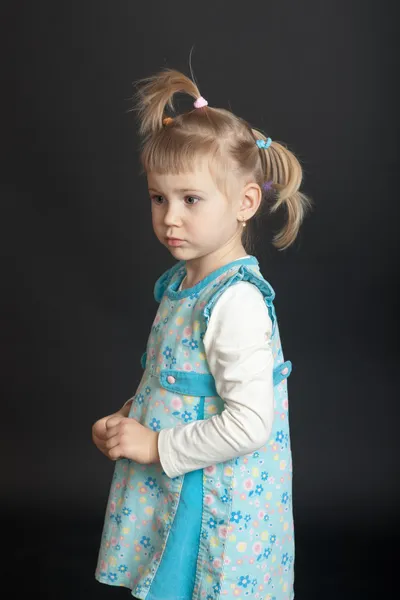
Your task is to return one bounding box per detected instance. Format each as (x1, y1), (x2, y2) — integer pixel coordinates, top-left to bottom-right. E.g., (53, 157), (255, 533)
(281, 367), (288, 375)
(167, 375), (176, 384)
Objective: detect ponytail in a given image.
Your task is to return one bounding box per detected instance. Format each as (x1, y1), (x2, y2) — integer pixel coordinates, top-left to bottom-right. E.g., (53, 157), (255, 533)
(252, 130), (313, 250)
(132, 69), (201, 138)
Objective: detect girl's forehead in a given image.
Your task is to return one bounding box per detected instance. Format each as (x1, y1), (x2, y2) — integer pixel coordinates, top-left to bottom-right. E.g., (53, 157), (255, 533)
(147, 165), (217, 193)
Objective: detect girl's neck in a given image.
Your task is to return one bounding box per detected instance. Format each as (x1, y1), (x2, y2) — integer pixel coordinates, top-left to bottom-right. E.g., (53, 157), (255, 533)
(181, 248), (250, 290)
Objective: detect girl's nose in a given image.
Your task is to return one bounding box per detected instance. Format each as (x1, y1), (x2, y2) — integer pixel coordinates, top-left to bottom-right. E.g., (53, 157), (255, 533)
(163, 208), (181, 227)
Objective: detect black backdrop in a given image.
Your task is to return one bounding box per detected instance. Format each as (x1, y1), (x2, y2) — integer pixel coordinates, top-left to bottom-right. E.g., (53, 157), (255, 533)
(4, 1), (398, 598)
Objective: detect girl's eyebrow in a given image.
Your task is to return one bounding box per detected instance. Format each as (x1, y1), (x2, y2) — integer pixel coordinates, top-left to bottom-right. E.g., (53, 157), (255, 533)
(148, 187), (204, 194)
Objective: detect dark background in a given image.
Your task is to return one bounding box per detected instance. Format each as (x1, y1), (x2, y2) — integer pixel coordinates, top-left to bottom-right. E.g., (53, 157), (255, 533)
(4, 0), (398, 598)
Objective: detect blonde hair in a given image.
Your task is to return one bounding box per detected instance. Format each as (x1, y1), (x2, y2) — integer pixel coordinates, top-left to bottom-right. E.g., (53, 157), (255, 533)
(131, 68), (313, 251)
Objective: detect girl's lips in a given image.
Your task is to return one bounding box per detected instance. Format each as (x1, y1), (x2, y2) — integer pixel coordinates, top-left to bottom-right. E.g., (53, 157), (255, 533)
(167, 238), (184, 247)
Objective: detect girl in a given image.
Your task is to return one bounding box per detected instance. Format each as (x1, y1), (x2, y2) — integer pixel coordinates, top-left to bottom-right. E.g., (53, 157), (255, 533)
(92, 68), (312, 600)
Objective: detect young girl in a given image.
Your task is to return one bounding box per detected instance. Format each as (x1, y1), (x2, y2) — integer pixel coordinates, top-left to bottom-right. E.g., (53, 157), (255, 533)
(92, 68), (312, 600)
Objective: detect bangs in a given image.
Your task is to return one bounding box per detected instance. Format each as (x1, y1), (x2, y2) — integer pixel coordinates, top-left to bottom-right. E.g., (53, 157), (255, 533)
(140, 130), (234, 196)
(140, 129), (219, 174)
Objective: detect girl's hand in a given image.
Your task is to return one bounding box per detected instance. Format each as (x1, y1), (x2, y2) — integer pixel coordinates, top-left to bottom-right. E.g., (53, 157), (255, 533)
(92, 401), (132, 458)
(92, 412), (160, 465)
(92, 412), (119, 459)
(104, 415), (160, 465)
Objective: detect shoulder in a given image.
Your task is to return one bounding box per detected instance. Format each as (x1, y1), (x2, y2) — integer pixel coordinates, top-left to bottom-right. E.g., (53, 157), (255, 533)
(213, 280), (266, 305)
(212, 281), (271, 319)
(203, 281), (272, 347)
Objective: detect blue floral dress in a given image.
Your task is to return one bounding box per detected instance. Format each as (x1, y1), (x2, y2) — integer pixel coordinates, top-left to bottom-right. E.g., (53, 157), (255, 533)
(95, 256), (295, 600)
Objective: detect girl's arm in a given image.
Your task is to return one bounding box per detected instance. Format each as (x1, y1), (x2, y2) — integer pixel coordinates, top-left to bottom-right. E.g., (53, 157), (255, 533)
(157, 282), (274, 478)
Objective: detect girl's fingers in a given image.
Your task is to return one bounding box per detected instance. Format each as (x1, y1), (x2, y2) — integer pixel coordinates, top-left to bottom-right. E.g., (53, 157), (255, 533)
(94, 428), (107, 441)
(105, 425), (120, 439)
(93, 433), (107, 451)
(105, 435), (120, 450)
(92, 419), (108, 440)
(106, 415), (124, 430)
(92, 431), (102, 446)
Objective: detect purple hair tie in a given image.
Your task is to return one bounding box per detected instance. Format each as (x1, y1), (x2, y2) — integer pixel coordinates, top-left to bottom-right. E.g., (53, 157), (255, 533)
(262, 180), (274, 192)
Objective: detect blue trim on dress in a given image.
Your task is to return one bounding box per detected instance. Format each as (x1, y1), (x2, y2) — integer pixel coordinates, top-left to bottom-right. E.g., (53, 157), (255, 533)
(154, 260), (185, 303)
(273, 360), (292, 385)
(147, 396), (205, 600)
(160, 369), (218, 396)
(166, 256), (259, 300)
(159, 364), (292, 395)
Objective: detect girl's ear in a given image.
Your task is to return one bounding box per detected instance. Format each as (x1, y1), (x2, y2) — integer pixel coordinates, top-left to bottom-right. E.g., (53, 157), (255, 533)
(240, 181), (262, 218)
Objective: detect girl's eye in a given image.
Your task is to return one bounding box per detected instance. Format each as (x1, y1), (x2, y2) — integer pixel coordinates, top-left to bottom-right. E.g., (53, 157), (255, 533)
(185, 196), (199, 205)
(150, 195), (199, 205)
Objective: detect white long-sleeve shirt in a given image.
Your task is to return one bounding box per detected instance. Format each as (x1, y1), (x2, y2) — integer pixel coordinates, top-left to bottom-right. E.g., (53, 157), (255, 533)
(158, 278), (274, 478)
(125, 258), (275, 479)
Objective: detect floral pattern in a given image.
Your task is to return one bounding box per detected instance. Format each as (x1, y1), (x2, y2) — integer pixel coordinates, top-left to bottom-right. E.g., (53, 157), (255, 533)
(95, 259), (294, 599)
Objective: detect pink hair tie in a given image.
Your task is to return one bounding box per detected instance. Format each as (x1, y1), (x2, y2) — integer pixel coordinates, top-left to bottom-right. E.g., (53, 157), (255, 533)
(193, 96), (208, 109)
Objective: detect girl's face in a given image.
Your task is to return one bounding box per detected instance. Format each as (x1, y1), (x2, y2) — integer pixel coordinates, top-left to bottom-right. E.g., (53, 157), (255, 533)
(147, 158), (244, 262)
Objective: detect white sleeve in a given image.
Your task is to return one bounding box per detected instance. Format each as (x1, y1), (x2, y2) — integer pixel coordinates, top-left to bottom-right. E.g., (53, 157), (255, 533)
(157, 281), (274, 478)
